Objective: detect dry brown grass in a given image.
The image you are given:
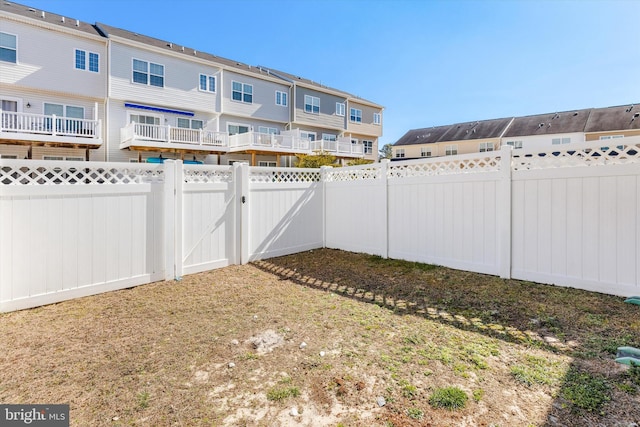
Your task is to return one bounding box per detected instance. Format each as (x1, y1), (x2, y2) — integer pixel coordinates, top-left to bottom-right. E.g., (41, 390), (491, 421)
(1, 249), (639, 426)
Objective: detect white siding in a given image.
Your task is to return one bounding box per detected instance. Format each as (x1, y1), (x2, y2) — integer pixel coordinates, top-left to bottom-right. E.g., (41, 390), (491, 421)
(0, 19), (106, 98)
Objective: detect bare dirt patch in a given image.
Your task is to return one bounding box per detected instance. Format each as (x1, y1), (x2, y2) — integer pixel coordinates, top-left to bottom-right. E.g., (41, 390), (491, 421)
(1, 249), (639, 426)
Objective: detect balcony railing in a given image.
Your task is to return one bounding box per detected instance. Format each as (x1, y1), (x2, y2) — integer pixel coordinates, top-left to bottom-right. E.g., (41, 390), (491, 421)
(1, 110), (101, 140)
(120, 122), (228, 149)
(310, 137), (364, 157)
(227, 132), (311, 152)
(119, 124), (366, 157)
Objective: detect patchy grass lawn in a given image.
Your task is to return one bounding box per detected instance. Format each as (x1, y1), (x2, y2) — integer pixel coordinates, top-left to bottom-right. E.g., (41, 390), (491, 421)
(1, 248), (639, 426)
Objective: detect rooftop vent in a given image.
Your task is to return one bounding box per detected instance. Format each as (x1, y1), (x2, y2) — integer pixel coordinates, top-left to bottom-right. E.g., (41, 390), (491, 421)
(538, 123), (545, 128)
(181, 46), (184, 52)
(60, 16), (64, 23)
(40, 10), (45, 18)
(573, 112), (579, 116)
(167, 43), (172, 48)
(626, 104), (634, 113)
(193, 50), (197, 55)
(634, 113), (640, 118)
(75, 19), (79, 26)
(552, 113), (559, 119)
(28, 7), (35, 12)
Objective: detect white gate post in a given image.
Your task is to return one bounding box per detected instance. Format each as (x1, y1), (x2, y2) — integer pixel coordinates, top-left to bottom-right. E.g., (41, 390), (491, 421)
(380, 159), (390, 259)
(498, 145), (513, 279)
(163, 160), (176, 280)
(174, 160), (183, 279)
(233, 162), (250, 264)
(320, 165), (332, 249)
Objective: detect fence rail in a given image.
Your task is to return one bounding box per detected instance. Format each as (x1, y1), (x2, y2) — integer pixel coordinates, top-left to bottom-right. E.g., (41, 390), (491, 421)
(2, 138), (639, 312)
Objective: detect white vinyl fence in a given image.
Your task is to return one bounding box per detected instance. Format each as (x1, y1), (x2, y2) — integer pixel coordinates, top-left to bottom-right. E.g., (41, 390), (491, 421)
(1, 137), (639, 311)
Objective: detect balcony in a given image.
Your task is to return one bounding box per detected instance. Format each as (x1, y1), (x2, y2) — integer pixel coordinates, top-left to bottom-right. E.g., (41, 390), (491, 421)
(0, 110), (102, 147)
(310, 137), (365, 158)
(120, 122), (228, 152)
(227, 131), (310, 154)
(119, 124), (367, 158)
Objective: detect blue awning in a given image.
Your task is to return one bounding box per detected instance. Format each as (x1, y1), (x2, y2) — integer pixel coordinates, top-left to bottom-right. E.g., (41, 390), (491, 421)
(124, 103), (194, 117)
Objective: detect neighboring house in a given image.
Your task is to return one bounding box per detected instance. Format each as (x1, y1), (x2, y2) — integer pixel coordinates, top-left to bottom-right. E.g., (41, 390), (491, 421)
(0, 2), (106, 161)
(584, 104), (640, 142)
(392, 118), (513, 160)
(256, 67), (383, 164)
(393, 103), (639, 159)
(500, 108), (591, 151)
(0, 1), (383, 166)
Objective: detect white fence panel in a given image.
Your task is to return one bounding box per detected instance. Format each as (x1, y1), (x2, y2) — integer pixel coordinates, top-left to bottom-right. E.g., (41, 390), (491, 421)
(324, 163), (388, 257)
(246, 167), (324, 261)
(511, 164), (640, 296)
(0, 160), (165, 312)
(387, 153), (506, 275)
(181, 164), (236, 275)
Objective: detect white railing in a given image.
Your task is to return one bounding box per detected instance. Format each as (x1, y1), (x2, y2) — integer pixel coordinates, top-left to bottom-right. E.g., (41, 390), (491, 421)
(227, 132), (311, 152)
(0, 110), (101, 139)
(310, 137), (364, 157)
(121, 122), (228, 148)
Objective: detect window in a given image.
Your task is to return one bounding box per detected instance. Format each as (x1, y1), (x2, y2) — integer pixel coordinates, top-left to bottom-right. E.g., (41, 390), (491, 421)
(130, 114), (160, 125)
(258, 161), (277, 167)
(336, 102), (345, 116)
(552, 137), (571, 145)
(232, 81), (253, 103)
(395, 148), (405, 158)
(258, 126), (278, 134)
(374, 112), (381, 125)
(177, 118), (203, 129)
(304, 95), (320, 114)
(228, 124), (250, 135)
(199, 74), (216, 92)
(0, 32), (17, 63)
(322, 133), (336, 141)
(43, 156), (65, 161)
(275, 91), (287, 107)
(350, 108), (362, 123)
(43, 103), (84, 132)
(132, 59), (164, 87)
(75, 49), (99, 72)
(421, 147), (432, 157)
(363, 140), (373, 155)
(599, 135), (624, 140)
(505, 140), (523, 149)
(0, 154), (18, 159)
(479, 142), (494, 152)
(300, 131), (316, 141)
(445, 145), (458, 156)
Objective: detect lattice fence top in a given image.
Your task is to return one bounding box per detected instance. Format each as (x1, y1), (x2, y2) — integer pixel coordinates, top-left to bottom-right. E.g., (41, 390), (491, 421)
(249, 167), (321, 183)
(183, 165), (233, 183)
(0, 160), (164, 185)
(388, 155), (501, 179)
(512, 141), (640, 171)
(324, 166), (383, 182)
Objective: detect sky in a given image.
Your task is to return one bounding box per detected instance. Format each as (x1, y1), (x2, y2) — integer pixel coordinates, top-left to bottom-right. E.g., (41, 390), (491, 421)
(19, 0), (640, 149)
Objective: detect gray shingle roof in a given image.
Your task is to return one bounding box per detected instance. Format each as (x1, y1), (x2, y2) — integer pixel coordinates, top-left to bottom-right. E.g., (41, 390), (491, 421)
(584, 103), (640, 132)
(0, 1), (103, 37)
(395, 104), (640, 146)
(502, 108), (592, 137)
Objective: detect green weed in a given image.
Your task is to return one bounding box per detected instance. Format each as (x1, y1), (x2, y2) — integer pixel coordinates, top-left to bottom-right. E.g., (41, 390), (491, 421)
(428, 386), (468, 410)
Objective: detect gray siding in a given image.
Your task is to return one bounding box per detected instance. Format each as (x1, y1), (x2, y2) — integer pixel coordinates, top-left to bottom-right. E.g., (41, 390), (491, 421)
(0, 19), (106, 99)
(346, 101), (383, 137)
(221, 70), (290, 123)
(295, 87), (345, 130)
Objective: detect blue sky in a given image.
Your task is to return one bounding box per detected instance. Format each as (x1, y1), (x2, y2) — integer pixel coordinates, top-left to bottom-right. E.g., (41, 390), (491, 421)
(22, 0), (640, 148)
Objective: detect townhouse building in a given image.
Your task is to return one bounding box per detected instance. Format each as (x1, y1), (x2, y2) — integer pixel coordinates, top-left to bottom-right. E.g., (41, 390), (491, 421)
(393, 104), (640, 160)
(0, 1), (384, 166)
(0, 2), (106, 161)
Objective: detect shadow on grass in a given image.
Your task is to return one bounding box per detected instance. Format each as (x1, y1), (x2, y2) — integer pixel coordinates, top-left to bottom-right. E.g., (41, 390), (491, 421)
(252, 248), (640, 426)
